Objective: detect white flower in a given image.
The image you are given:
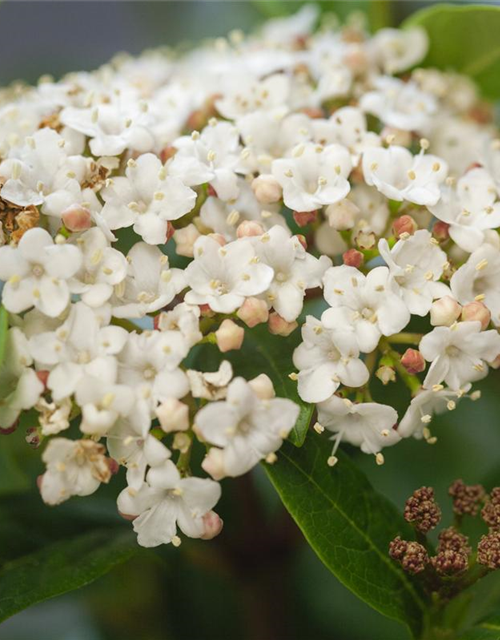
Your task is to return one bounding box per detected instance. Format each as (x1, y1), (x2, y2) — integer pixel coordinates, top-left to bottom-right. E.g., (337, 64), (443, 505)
(0, 228), (82, 317)
(70, 228), (128, 308)
(101, 153), (196, 245)
(184, 235), (274, 313)
(112, 243), (186, 318)
(195, 377), (299, 478)
(371, 27), (428, 74)
(253, 225), (332, 322)
(40, 438), (111, 505)
(0, 327), (43, 429)
(156, 302), (202, 350)
(187, 361), (233, 401)
(29, 302), (127, 400)
(317, 395), (400, 457)
(360, 77), (436, 132)
(75, 375), (135, 436)
(379, 230), (450, 316)
(117, 330), (189, 408)
(107, 410), (170, 490)
(362, 146), (447, 206)
(173, 121), (242, 201)
(322, 265), (410, 353)
(451, 244), (500, 326)
(37, 397), (72, 436)
(430, 168), (500, 253)
(117, 460), (221, 547)
(261, 4), (319, 45)
(215, 73), (290, 120)
(420, 321), (500, 389)
(399, 385), (470, 438)
(272, 142), (352, 212)
(293, 314), (369, 403)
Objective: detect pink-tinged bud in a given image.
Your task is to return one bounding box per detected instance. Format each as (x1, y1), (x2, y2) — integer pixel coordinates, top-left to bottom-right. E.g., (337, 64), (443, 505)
(61, 204), (92, 232)
(156, 398), (189, 433)
(25, 427), (41, 449)
(200, 510), (224, 540)
(119, 510), (138, 522)
(174, 224), (201, 258)
(237, 297), (269, 328)
(401, 349), (426, 375)
(166, 221), (175, 243)
(343, 248), (364, 268)
(215, 319), (244, 352)
(0, 421), (17, 435)
(461, 301), (491, 330)
(430, 296), (462, 327)
(208, 233), (226, 247)
(325, 199), (359, 230)
(393, 215), (418, 239)
(202, 448), (225, 480)
(236, 220), (265, 238)
(160, 146), (176, 163)
(343, 47), (369, 74)
(295, 234), (307, 250)
(207, 184), (218, 198)
(36, 370), (50, 390)
(268, 312), (298, 337)
(433, 221), (450, 242)
(251, 174), (282, 204)
(107, 458), (120, 475)
(199, 304), (215, 317)
(249, 373), (276, 400)
(293, 210), (317, 227)
(355, 229), (376, 250)
(300, 107), (324, 119)
(381, 126), (412, 147)
(376, 365), (396, 385)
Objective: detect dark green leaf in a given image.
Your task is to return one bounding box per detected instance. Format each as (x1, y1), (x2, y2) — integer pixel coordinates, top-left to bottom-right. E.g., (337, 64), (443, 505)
(0, 305), (8, 366)
(0, 528), (138, 622)
(265, 435), (428, 635)
(460, 613), (500, 640)
(404, 4), (500, 99)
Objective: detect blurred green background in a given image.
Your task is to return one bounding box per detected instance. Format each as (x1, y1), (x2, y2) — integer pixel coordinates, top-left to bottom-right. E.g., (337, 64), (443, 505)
(1, 2), (500, 639)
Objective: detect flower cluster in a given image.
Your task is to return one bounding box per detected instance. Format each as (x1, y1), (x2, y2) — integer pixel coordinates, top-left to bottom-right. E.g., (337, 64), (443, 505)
(2, 6), (500, 548)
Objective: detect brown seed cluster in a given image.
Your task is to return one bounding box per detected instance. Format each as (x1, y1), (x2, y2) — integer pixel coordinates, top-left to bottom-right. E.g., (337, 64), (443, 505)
(481, 487), (500, 530)
(449, 479), (486, 517)
(404, 486), (441, 534)
(477, 532), (500, 570)
(389, 537), (429, 575)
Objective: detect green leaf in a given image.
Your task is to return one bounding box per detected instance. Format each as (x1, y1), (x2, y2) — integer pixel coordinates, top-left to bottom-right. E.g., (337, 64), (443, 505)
(0, 528), (138, 622)
(404, 4), (500, 99)
(0, 305), (8, 366)
(460, 613), (500, 640)
(265, 435), (428, 635)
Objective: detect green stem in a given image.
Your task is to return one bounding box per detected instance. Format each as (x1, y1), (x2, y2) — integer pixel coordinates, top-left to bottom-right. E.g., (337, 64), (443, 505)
(111, 317), (142, 333)
(386, 332), (423, 346)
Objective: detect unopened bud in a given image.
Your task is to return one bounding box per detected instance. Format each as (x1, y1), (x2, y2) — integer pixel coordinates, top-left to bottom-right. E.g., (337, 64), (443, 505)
(248, 373), (275, 400)
(160, 146), (176, 163)
(343, 248), (364, 268)
(200, 510), (224, 540)
(376, 364), (396, 385)
(251, 174), (282, 204)
(172, 432), (191, 454)
(268, 312), (298, 337)
(237, 297), (269, 328)
(355, 229), (376, 250)
(166, 221), (175, 243)
(293, 210), (317, 227)
(400, 349), (426, 375)
(325, 199), (359, 230)
(430, 296), (462, 326)
(461, 301), (491, 330)
(215, 319), (244, 352)
(199, 304), (215, 317)
(202, 447), (226, 480)
(432, 220), (450, 242)
(236, 220), (265, 238)
(36, 370), (50, 390)
(393, 215), (417, 239)
(61, 204), (92, 232)
(174, 224), (200, 258)
(404, 486), (441, 534)
(156, 398), (189, 433)
(107, 457), (120, 475)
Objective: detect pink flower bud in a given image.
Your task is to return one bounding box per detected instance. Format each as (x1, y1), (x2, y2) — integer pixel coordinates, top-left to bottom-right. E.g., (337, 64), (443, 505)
(343, 47), (369, 74)
(393, 215), (418, 239)
(381, 126), (412, 147)
(293, 210), (317, 227)
(430, 296), (462, 327)
(325, 199), (359, 230)
(401, 349), (426, 374)
(295, 234), (307, 250)
(236, 220), (265, 238)
(208, 233), (226, 246)
(251, 174), (282, 204)
(300, 107), (324, 119)
(61, 204), (92, 232)
(36, 370), (50, 390)
(202, 447), (225, 480)
(174, 224), (200, 258)
(166, 221), (175, 243)
(343, 248), (364, 268)
(207, 184), (218, 198)
(160, 146), (176, 163)
(107, 458), (120, 475)
(248, 373), (276, 400)
(432, 221), (450, 242)
(200, 510), (224, 540)
(237, 297), (269, 328)
(156, 398), (190, 432)
(461, 301), (491, 330)
(215, 319), (244, 352)
(199, 304), (215, 317)
(268, 312), (298, 337)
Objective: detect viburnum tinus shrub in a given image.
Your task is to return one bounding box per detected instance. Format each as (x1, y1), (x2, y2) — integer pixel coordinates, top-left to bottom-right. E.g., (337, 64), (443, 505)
(2, 3), (500, 638)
